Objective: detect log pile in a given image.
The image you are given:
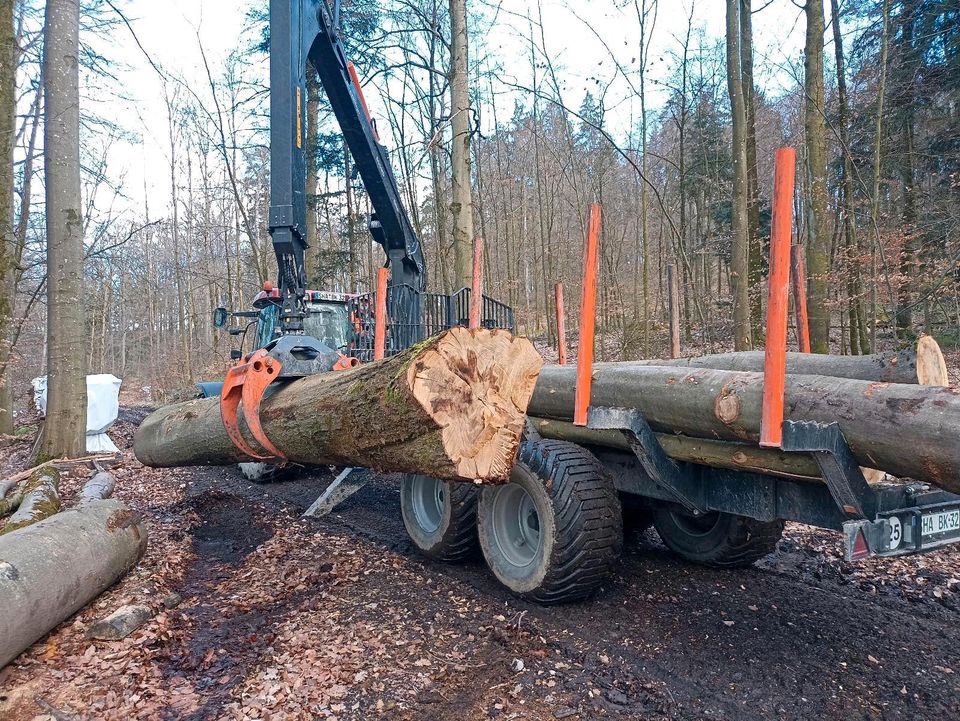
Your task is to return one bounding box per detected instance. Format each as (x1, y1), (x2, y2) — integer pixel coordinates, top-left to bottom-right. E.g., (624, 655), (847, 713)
(135, 327), (543, 483)
(528, 343), (960, 493)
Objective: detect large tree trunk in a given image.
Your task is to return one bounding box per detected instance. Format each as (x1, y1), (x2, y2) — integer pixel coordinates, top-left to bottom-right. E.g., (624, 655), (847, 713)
(528, 364), (960, 492)
(135, 328), (542, 483)
(804, 0), (830, 353)
(0, 0), (15, 436)
(39, 0), (87, 459)
(0, 499), (148, 668)
(604, 336), (948, 386)
(725, 0), (752, 350)
(448, 0), (474, 290)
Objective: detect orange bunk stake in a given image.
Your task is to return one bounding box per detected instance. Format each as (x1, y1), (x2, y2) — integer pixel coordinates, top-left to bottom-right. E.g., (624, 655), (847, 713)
(373, 266), (389, 361)
(574, 203), (602, 427)
(791, 244), (812, 353)
(554, 282), (567, 366)
(760, 147), (797, 448)
(469, 236), (484, 329)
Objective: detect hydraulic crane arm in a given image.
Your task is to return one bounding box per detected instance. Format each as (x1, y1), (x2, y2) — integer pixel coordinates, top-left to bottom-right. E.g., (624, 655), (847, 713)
(269, 0), (426, 332)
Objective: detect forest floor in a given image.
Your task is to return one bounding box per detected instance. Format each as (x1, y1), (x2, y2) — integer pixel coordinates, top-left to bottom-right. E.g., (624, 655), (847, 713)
(2, 409), (960, 721)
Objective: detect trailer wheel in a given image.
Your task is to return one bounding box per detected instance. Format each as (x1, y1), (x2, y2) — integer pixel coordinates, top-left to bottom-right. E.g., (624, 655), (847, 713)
(652, 505), (783, 567)
(477, 440), (622, 604)
(400, 475), (480, 562)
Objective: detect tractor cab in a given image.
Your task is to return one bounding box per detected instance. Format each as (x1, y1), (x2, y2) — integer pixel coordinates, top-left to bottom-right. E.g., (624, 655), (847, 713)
(250, 287), (354, 354)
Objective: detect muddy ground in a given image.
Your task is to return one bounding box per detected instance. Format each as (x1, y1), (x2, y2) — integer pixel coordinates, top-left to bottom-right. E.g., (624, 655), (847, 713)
(2, 414), (960, 720)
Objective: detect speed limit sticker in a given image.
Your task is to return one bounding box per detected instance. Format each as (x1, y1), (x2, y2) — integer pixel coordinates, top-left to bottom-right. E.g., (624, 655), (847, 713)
(888, 516), (903, 551)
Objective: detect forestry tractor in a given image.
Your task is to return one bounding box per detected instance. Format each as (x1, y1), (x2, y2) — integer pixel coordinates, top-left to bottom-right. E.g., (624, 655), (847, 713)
(202, 0), (960, 606)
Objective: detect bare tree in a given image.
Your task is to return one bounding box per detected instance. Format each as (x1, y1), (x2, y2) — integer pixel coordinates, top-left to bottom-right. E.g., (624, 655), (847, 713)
(726, 0), (752, 350)
(448, 0), (473, 290)
(0, 0), (15, 434)
(38, 0), (87, 459)
(804, 0), (830, 353)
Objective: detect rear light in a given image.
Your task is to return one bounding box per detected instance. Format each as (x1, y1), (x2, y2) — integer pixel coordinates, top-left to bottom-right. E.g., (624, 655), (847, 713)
(850, 528), (871, 560)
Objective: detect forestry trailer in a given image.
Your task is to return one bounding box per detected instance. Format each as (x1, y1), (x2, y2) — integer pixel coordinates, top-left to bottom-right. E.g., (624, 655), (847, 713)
(198, 0), (960, 606)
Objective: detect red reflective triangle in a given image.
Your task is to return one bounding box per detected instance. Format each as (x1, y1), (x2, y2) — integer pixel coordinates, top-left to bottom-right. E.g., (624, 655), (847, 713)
(851, 528), (870, 559)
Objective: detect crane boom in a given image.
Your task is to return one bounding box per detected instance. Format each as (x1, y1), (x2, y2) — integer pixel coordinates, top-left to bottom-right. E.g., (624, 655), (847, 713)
(269, 0), (426, 333)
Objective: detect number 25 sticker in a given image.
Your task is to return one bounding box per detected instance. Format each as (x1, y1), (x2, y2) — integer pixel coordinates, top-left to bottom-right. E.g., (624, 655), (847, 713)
(888, 517), (902, 551)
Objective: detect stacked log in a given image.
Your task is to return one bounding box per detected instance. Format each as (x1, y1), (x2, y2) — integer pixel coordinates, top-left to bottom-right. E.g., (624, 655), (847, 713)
(135, 327), (543, 483)
(602, 336), (948, 386)
(528, 364), (960, 493)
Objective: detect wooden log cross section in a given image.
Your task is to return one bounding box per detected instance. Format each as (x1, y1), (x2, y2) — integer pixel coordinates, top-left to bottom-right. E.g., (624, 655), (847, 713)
(135, 328), (543, 483)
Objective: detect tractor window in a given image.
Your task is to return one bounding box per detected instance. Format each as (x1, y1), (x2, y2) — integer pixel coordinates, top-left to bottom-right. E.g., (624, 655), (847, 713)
(255, 305), (280, 350)
(304, 302), (351, 351)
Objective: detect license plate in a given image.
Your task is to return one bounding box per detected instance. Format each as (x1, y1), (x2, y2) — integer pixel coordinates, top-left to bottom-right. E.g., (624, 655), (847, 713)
(921, 509), (960, 537)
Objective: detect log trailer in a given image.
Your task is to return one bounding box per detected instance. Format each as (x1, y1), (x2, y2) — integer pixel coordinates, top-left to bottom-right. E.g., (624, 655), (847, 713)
(199, 0), (960, 606)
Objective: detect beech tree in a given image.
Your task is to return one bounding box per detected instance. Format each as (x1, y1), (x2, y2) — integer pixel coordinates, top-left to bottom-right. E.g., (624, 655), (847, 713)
(38, 0), (86, 459)
(0, 0), (14, 434)
(448, 0), (473, 290)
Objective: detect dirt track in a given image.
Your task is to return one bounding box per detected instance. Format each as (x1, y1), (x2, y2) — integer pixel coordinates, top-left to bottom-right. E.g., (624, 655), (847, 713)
(3, 442), (960, 719)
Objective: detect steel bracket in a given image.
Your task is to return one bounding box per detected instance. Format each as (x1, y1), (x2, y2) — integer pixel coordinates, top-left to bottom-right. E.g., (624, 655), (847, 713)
(587, 406), (702, 514)
(780, 420), (875, 519)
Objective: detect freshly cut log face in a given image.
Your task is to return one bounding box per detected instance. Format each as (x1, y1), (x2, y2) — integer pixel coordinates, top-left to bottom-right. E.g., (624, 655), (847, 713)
(604, 336), (949, 386)
(134, 328), (543, 483)
(528, 365), (960, 493)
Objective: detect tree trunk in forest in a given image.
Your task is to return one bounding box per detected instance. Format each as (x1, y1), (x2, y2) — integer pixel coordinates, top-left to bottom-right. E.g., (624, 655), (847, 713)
(740, 0), (764, 343)
(804, 0), (830, 353)
(725, 0), (752, 350)
(0, 0), (14, 435)
(448, 0), (474, 290)
(531, 417), (823, 480)
(527, 364), (960, 492)
(601, 335), (948, 386)
(869, 0), (891, 350)
(38, 0), (87, 460)
(0, 498), (148, 668)
(135, 328), (542, 483)
(830, 0), (868, 356)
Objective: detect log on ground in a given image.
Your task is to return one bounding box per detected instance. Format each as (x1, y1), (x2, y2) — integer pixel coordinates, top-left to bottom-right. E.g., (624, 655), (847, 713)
(0, 467), (60, 534)
(134, 327), (543, 483)
(0, 499), (148, 668)
(528, 365), (960, 492)
(604, 336), (948, 386)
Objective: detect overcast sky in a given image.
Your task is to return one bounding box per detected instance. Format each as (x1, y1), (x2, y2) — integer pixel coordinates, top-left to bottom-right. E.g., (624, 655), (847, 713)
(87, 0), (816, 221)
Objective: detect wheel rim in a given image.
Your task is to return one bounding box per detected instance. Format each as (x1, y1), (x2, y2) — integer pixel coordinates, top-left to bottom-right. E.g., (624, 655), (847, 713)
(489, 484), (542, 567)
(668, 509), (722, 537)
(410, 475), (445, 533)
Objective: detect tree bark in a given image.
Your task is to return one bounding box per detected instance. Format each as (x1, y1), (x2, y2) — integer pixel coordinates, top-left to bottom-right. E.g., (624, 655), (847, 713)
(527, 364), (960, 492)
(38, 0), (87, 460)
(725, 0), (752, 350)
(0, 467), (60, 534)
(135, 328), (542, 482)
(804, 0), (830, 353)
(0, 0), (14, 435)
(604, 336), (948, 386)
(531, 417), (822, 480)
(448, 0), (474, 290)
(0, 498), (148, 668)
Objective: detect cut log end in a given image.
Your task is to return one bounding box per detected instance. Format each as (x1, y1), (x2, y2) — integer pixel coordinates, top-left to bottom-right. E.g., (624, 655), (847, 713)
(408, 327), (543, 481)
(916, 335), (949, 387)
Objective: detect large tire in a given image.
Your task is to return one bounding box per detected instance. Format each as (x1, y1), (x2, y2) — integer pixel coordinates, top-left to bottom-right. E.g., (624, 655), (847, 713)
(400, 475), (480, 562)
(477, 440), (622, 605)
(652, 504), (783, 568)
